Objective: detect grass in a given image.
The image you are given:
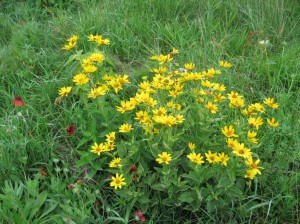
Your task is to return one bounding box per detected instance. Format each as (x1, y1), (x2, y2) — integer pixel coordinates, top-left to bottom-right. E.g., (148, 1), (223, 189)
(0, 0), (300, 223)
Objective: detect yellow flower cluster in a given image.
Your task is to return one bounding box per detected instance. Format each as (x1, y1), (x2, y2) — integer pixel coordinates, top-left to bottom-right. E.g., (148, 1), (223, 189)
(90, 132), (116, 156)
(185, 143), (230, 166)
(59, 36), (281, 190)
(62, 35), (79, 50)
(88, 34), (110, 46)
(151, 54), (173, 64)
(59, 35), (134, 102)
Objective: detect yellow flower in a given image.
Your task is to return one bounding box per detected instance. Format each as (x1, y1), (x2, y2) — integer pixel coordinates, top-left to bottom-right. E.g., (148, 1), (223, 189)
(90, 52), (105, 62)
(119, 123), (134, 133)
(117, 74), (130, 85)
(81, 59), (93, 69)
(197, 88), (212, 96)
(218, 152), (229, 166)
(233, 143), (251, 158)
(104, 142), (115, 151)
(135, 91), (151, 104)
(145, 97), (157, 107)
(229, 97), (245, 108)
(221, 125), (238, 138)
(213, 83), (226, 92)
(116, 99), (136, 113)
(170, 48), (179, 55)
(227, 91), (240, 101)
(241, 107), (257, 116)
(167, 101), (181, 110)
(219, 60), (233, 68)
(188, 142), (196, 150)
(151, 66), (168, 74)
(153, 115), (177, 126)
(109, 79), (123, 93)
(106, 132), (116, 142)
(143, 127), (159, 134)
(213, 93), (226, 102)
(247, 130), (258, 144)
(205, 150), (220, 163)
(88, 34), (110, 46)
(135, 111), (150, 124)
(227, 138), (239, 149)
(197, 97), (205, 103)
(110, 173), (126, 189)
(204, 68), (221, 78)
(151, 54), (173, 64)
(250, 103), (266, 113)
(174, 114), (185, 124)
(263, 98), (279, 109)
(103, 74), (114, 81)
(245, 156), (262, 175)
(90, 143), (105, 156)
(201, 80), (214, 88)
(152, 107), (168, 116)
(173, 83), (184, 91)
(169, 90), (182, 98)
(73, 73), (89, 85)
(247, 130), (257, 138)
(187, 152), (204, 165)
(267, 118), (280, 127)
(87, 86), (106, 99)
(184, 63), (195, 70)
(139, 81), (154, 93)
(245, 169), (257, 180)
(62, 42), (76, 51)
(248, 117), (263, 129)
(156, 152), (172, 164)
(205, 101), (218, 114)
(109, 158), (122, 168)
(58, 86), (72, 97)
(83, 64), (97, 73)
(62, 35), (79, 50)
(67, 35), (79, 43)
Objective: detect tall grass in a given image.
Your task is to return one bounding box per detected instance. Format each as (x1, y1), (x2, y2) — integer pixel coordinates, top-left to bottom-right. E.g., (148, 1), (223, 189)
(0, 0), (299, 222)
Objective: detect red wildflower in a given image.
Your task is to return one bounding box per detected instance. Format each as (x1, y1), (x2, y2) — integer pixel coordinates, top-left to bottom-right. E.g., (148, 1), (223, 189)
(13, 96), (26, 106)
(130, 165), (137, 174)
(134, 210), (146, 223)
(67, 185), (75, 190)
(66, 125), (75, 135)
(38, 166), (48, 177)
(130, 165), (138, 182)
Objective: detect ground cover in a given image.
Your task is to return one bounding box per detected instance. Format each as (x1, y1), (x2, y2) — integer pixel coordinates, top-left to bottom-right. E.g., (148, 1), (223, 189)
(0, 0), (299, 223)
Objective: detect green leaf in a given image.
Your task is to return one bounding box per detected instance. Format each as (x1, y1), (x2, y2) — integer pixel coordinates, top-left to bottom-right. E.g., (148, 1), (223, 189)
(28, 191), (48, 220)
(225, 186), (243, 199)
(194, 187), (211, 201)
(37, 200), (59, 221)
(179, 191), (194, 203)
(76, 137), (91, 149)
(217, 170), (235, 189)
(64, 50), (83, 66)
(117, 141), (128, 158)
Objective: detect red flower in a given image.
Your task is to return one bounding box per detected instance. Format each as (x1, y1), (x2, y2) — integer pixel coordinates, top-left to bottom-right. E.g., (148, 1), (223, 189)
(67, 185), (75, 190)
(13, 96), (26, 106)
(130, 165), (137, 174)
(130, 165), (138, 182)
(66, 125), (75, 135)
(134, 210), (146, 223)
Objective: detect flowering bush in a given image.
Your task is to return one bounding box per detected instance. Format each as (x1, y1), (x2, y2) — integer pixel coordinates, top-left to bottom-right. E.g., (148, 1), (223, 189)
(58, 34), (280, 213)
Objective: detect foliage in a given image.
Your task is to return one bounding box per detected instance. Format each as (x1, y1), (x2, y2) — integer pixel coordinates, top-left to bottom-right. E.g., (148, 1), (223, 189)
(0, 0), (299, 223)
(57, 35), (281, 220)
